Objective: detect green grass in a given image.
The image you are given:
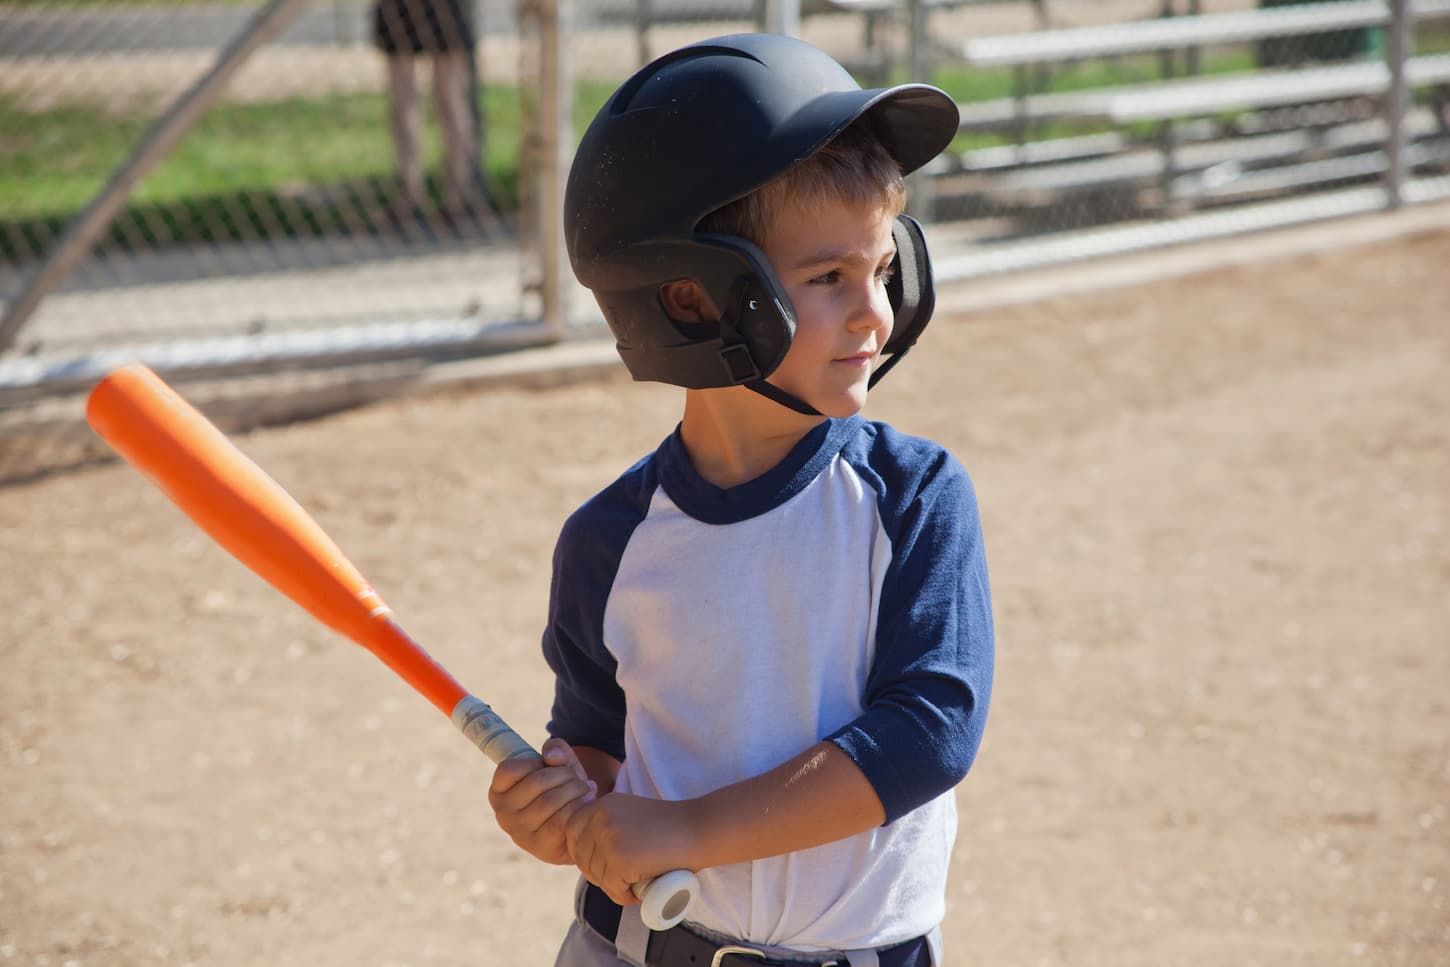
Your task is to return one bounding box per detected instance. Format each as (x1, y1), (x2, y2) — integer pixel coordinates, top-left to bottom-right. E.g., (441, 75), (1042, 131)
(0, 78), (619, 258)
(2, 88), (501, 220)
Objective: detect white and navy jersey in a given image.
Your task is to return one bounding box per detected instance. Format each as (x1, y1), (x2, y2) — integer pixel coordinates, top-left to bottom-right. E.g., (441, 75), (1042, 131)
(542, 415), (993, 952)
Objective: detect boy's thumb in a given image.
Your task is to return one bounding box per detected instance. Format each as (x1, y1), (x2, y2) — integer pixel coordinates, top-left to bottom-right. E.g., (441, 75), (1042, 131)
(540, 737), (574, 766)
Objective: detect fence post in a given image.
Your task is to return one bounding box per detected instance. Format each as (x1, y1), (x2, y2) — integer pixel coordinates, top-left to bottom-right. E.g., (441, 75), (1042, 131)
(521, 0), (573, 340)
(766, 0), (800, 37)
(905, 0), (935, 222)
(634, 0), (651, 66)
(0, 0), (311, 354)
(1385, 0), (1414, 209)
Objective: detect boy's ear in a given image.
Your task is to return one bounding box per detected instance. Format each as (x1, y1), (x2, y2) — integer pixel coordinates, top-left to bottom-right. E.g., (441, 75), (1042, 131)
(659, 280), (719, 323)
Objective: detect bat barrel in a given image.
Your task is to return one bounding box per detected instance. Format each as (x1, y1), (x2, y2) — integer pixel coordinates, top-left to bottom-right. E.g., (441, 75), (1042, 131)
(87, 364), (699, 931)
(87, 364), (393, 650)
(86, 365), (472, 719)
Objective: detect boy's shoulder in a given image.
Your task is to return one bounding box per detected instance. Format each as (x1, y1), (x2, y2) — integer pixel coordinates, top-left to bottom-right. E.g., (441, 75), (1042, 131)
(852, 418), (953, 460)
(847, 419), (973, 499)
(560, 448), (658, 535)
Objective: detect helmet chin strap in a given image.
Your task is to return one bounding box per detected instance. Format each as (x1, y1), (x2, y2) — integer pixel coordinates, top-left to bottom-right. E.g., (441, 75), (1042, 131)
(745, 344), (916, 417)
(746, 345), (916, 417)
(867, 346), (911, 389)
(747, 380), (821, 416)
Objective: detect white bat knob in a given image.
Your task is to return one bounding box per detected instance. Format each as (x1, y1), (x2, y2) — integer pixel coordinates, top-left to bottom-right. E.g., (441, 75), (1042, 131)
(636, 868), (699, 931)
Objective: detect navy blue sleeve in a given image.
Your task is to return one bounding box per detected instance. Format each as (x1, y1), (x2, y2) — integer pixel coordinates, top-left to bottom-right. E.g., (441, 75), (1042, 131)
(827, 428), (995, 824)
(540, 458), (656, 761)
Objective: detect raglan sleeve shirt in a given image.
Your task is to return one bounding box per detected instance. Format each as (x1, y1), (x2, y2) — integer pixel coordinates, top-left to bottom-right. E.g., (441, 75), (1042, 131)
(541, 418), (991, 821)
(538, 417), (993, 948)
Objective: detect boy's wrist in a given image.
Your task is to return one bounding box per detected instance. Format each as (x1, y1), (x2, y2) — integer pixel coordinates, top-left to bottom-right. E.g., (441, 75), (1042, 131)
(677, 794), (725, 871)
(677, 790), (758, 872)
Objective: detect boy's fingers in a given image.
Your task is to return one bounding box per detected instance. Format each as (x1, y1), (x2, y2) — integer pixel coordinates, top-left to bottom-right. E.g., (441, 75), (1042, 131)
(601, 880), (638, 907)
(488, 755), (541, 796)
(573, 822), (627, 904)
(541, 737), (590, 782)
(566, 802), (644, 907)
(522, 778), (595, 835)
(489, 763), (584, 821)
(540, 737), (574, 764)
(564, 797), (593, 855)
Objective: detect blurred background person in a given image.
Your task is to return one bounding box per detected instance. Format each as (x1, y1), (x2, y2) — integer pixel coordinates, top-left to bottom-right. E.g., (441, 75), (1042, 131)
(372, 0), (481, 215)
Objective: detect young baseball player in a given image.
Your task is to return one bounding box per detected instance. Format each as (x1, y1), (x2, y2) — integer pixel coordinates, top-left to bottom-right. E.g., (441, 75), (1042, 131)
(488, 33), (994, 967)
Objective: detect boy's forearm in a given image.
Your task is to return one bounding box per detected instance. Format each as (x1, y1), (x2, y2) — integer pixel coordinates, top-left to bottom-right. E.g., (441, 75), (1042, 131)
(683, 741), (885, 871)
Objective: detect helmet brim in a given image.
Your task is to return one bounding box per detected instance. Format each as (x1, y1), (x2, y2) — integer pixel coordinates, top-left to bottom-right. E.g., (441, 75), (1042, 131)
(791, 83), (961, 177)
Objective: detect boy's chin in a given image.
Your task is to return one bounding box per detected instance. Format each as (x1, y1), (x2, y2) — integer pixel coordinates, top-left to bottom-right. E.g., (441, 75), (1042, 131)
(812, 389), (871, 419)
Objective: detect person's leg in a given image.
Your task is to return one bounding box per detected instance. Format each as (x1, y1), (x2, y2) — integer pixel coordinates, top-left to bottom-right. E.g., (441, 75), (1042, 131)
(386, 53), (424, 208)
(432, 50), (479, 213)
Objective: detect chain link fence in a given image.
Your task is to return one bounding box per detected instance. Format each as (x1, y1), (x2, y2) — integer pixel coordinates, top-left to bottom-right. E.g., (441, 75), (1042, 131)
(1, 0), (545, 355)
(3, 0), (1448, 482)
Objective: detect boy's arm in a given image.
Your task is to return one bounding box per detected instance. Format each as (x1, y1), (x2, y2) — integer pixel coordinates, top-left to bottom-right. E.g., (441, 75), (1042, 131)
(685, 740), (884, 865)
(566, 741), (883, 905)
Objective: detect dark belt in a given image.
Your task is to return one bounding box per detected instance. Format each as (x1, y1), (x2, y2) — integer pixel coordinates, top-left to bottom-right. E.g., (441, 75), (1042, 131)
(581, 883), (931, 967)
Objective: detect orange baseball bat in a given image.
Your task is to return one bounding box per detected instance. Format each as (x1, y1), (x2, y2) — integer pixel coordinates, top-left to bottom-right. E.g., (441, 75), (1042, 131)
(85, 363), (698, 931)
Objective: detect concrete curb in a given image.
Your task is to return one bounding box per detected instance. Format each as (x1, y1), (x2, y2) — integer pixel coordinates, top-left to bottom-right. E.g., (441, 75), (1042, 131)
(3, 198), (1445, 486)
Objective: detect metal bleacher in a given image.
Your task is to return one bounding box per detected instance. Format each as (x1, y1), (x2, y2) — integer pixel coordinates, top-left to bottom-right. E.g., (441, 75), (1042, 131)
(956, 0), (1425, 66)
(935, 0), (1450, 222)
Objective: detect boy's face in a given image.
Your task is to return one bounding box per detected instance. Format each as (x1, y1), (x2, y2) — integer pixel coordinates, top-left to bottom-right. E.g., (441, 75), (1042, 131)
(759, 195), (898, 419)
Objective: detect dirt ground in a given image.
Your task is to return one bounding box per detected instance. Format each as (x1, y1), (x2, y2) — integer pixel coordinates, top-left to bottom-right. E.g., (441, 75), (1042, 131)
(3, 227), (1448, 967)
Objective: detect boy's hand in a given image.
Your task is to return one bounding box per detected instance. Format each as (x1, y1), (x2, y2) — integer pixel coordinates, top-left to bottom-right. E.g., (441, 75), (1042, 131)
(488, 737), (597, 866)
(566, 793), (698, 906)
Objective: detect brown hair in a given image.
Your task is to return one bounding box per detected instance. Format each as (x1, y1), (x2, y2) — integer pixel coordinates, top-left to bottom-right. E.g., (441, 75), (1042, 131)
(696, 120), (906, 244)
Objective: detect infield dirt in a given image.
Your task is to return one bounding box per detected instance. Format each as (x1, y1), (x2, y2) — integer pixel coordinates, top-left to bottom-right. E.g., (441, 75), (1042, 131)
(3, 227), (1447, 966)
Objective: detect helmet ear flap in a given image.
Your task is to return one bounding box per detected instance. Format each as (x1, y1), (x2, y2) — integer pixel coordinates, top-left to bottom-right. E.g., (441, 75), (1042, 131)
(607, 236), (797, 389)
(690, 234), (797, 385)
(882, 213), (936, 358)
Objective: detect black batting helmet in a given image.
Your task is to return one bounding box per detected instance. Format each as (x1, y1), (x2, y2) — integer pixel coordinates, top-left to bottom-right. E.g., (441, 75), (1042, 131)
(564, 33), (959, 400)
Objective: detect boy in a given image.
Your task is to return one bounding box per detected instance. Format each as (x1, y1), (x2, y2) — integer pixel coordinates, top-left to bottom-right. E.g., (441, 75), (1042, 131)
(489, 33), (993, 967)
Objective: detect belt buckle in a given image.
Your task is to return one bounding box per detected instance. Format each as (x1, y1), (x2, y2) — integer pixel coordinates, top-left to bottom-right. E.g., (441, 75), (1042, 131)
(710, 945), (767, 967)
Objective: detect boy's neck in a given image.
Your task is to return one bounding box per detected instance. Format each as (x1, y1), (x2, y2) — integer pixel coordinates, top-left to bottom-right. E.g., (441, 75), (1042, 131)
(680, 387), (829, 490)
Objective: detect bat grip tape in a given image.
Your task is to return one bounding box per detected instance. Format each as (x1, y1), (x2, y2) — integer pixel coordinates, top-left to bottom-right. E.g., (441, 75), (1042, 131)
(451, 696), (537, 764)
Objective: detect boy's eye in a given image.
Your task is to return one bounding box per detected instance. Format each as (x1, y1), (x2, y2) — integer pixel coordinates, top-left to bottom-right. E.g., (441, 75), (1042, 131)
(806, 261), (896, 286)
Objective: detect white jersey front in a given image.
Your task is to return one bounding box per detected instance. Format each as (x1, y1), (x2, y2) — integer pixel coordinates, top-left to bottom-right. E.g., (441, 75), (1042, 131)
(543, 416), (993, 951)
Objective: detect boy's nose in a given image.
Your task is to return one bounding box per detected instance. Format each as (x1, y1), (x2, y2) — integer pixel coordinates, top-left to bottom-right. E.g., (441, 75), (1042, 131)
(847, 284), (893, 337)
